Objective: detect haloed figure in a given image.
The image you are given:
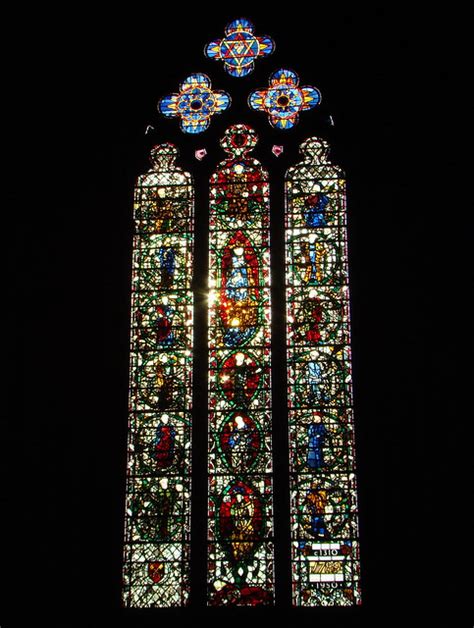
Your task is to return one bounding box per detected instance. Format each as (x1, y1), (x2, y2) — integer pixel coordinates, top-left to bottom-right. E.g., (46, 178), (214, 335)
(153, 421), (176, 469)
(220, 413), (261, 474)
(233, 352), (251, 407)
(155, 303), (174, 345)
(155, 477), (177, 539)
(221, 352), (259, 408)
(227, 414), (252, 469)
(300, 234), (327, 285)
(303, 290), (323, 344)
(307, 415), (326, 470)
(307, 350), (325, 403)
(221, 242), (259, 346)
(303, 192), (329, 228)
(156, 353), (174, 410)
(158, 246), (176, 288)
(226, 246), (249, 301)
(305, 483), (328, 539)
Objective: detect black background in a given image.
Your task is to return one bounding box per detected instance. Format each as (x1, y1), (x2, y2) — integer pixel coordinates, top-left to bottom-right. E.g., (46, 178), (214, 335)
(4, 5), (460, 627)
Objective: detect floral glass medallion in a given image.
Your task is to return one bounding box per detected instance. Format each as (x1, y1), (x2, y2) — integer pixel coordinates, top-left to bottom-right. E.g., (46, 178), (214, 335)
(159, 73), (231, 134)
(249, 69), (320, 129)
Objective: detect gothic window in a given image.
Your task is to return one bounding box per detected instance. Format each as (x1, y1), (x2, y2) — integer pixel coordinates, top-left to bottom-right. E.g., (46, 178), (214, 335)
(122, 144), (194, 607)
(208, 124), (274, 605)
(122, 17), (361, 609)
(285, 138), (360, 605)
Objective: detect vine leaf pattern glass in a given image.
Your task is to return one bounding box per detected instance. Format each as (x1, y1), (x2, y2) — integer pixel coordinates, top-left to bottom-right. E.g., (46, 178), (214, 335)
(122, 144), (194, 607)
(205, 18), (275, 77)
(159, 74), (231, 134)
(249, 69), (321, 130)
(285, 137), (361, 606)
(208, 124), (274, 606)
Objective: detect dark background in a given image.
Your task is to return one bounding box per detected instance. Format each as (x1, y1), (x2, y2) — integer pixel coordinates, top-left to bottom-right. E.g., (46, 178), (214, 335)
(4, 5), (459, 627)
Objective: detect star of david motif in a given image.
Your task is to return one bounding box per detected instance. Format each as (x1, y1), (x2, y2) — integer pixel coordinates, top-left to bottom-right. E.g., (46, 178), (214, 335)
(206, 18), (274, 77)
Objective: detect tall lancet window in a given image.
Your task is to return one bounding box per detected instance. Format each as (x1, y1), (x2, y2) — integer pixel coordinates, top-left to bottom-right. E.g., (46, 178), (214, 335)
(122, 144), (194, 607)
(122, 17), (361, 609)
(208, 124), (274, 605)
(285, 138), (360, 605)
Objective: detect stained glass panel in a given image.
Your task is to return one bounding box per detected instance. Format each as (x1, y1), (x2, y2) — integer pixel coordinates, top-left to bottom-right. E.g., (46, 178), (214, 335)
(208, 124), (274, 606)
(205, 18), (274, 77)
(159, 74), (230, 134)
(122, 143), (194, 607)
(249, 69), (320, 130)
(285, 137), (361, 606)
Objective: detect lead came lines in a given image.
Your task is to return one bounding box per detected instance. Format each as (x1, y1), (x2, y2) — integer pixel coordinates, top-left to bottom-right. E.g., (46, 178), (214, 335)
(285, 138), (361, 606)
(122, 144), (194, 607)
(207, 125), (275, 606)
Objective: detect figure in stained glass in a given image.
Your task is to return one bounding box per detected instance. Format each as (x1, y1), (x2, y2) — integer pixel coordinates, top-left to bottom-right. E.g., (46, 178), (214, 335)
(153, 424), (177, 469)
(303, 193), (329, 227)
(157, 246), (176, 288)
(153, 197), (175, 232)
(219, 481), (263, 565)
(294, 294), (323, 344)
(224, 245), (250, 301)
(219, 233), (259, 346)
(306, 298), (323, 344)
(155, 304), (174, 345)
(304, 483), (328, 539)
(220, 413), (261, 473)
(307, 352), (326, 403)
(211, 583), (272, 607)
(132, 477), (178, 541)
(300, 237), (327, 285)
(155, 358), (173, 410)
(220, 351), (260, 407)
(154, 478), (178, 539)
(307, 417), (327, 470)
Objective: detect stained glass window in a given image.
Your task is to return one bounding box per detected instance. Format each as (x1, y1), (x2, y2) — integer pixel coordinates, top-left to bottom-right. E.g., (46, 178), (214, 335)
(159, 74), (230, 134)
(205, 18), (274, 77)
(122, 144), (194, 607)
(122, 18), (362, 611)
(208, 124), (274, 606)
(285, 137), (361, 606)
(249, 69), (320, 129)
